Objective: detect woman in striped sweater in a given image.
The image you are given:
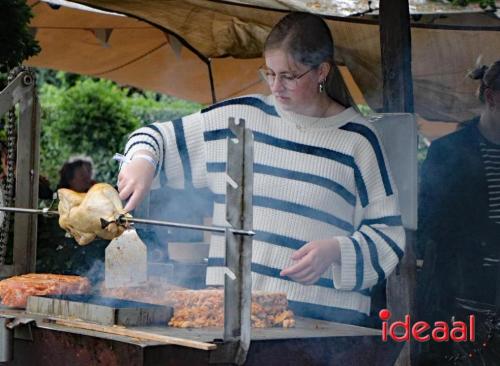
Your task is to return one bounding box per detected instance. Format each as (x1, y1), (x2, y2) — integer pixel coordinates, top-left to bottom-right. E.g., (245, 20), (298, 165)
(118, 12), (405, 326)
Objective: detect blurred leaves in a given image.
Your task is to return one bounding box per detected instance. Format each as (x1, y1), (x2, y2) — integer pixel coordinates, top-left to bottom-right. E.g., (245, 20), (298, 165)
(443, 0), (496, 10)
(39, 71), (201, 186)
(0, 0), (40, 73)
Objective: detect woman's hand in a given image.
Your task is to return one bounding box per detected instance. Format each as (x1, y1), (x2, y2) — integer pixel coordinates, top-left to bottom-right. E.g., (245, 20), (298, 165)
(280, 239), (341, 285)
(117, 154), (156, 212)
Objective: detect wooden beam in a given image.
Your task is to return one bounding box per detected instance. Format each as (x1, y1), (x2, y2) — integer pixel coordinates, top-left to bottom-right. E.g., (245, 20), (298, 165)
(379, 2), (416, 365)
(44, 318), (217, 351)
(11, 69), (40, 274)
(379, 0), (414, 113)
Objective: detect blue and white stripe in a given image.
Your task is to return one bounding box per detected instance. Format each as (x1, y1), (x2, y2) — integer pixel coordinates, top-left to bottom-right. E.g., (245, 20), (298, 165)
(123, 94), (405, 324)
(480, 141), (500, 224)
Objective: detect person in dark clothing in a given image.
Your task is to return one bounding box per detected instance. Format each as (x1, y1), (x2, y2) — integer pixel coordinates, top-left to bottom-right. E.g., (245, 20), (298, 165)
(418, 61), (500, 365)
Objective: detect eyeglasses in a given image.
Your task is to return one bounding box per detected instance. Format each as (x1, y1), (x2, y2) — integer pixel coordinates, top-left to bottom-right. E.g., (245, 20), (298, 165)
(258, 66), (316, 90)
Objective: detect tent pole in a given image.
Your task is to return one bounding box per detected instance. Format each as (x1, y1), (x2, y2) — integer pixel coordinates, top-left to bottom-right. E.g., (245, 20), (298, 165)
(207, 59), (217, 104)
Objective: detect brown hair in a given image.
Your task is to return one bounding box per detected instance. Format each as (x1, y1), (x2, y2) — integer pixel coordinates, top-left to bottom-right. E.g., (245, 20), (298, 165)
(57, 159), (92, 190)
(469, 60), (500, 103)
(264, 12), (334, 69)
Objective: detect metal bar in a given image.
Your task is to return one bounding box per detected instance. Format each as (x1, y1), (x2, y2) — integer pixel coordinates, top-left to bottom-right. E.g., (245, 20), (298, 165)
(124, 217), (254, 236)
(0, 207), (255, 236)
(223, 117), (253, 365)
(0, 207), (57, 215)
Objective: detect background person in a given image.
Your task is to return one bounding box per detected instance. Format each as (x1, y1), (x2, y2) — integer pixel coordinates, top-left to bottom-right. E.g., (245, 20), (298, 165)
(418, 61), (500, 365)
(118, 12), (405, 326)
(57, 157), (96, 193)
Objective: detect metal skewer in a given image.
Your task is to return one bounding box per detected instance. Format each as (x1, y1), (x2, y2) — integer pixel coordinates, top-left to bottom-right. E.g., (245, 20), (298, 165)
(0, 206), (58, 216)
(0, 206), (255, 237)
(116, 216), (255, 237)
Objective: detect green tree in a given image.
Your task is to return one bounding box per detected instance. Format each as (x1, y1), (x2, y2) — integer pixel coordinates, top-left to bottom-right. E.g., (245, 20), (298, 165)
(39, 73), (201, 186)
(40, 77), (141, 184)
(0, 0), (41, 149)
(0, 0), (40, 79)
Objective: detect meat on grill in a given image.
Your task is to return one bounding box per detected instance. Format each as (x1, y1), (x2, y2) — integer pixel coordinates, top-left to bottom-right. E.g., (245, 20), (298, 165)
(101, 285), (295, 328)
(0, 273), (90, 308)
(58, 183), (127, 245)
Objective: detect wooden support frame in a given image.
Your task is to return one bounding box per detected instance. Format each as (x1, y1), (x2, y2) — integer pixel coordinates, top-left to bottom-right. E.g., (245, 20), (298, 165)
(0, 69), (41, 276)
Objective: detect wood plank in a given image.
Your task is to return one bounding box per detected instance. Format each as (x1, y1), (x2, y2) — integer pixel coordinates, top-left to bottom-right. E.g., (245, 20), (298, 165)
(44, 318), (217, 351)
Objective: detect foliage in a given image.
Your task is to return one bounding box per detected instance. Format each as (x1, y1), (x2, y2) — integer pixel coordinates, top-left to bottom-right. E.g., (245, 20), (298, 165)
(39, 72), (201, 186)
(443, 0), (496, 9)
(0, 0), (41, 148)
(0, 0), (40, 73)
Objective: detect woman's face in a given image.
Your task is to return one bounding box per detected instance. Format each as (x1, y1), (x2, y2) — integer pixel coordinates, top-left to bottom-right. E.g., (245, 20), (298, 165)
(264, 49), (324, 115)
(69, 165), (92, 193)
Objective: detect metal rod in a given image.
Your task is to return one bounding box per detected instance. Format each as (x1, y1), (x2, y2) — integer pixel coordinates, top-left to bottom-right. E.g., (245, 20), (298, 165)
(0, 206), (58, 216)
(0, 206), (256, 237)
(123, 217), (255, 237)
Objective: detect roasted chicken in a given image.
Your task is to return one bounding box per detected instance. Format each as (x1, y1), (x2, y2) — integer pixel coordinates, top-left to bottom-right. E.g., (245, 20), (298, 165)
(58, 183), (127, 245)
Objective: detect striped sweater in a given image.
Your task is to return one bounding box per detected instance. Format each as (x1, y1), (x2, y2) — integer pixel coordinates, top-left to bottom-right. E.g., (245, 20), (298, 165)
(123, 95), (405, 325)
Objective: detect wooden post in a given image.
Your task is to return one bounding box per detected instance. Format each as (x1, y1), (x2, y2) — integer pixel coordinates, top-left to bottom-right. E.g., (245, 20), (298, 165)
(379, 0), (414, 113)
(13, 71), (40, 274)
(379, 1), (416, 365)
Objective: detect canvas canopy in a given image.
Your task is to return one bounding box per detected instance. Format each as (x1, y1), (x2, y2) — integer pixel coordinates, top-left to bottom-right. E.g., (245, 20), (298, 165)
(25, 0), (500, 122)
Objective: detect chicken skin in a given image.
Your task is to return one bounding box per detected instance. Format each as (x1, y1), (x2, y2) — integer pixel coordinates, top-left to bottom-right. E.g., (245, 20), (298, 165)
(58, 183), (127, 245)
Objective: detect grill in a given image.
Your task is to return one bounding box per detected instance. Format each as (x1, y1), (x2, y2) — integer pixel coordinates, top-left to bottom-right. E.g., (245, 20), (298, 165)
(0, 307), (403, 366)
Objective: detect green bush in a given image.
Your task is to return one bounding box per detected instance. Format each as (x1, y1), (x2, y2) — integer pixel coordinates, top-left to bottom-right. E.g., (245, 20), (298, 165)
(40, 78), (140, 185)
(39, 73), (201, 187)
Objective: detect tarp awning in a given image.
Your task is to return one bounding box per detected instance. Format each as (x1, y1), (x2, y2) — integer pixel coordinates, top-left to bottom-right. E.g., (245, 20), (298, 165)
(25, 0), (500, 122)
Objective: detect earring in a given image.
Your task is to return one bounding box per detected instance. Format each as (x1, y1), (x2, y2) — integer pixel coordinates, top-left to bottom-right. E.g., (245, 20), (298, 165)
(318, 80), (326, 93)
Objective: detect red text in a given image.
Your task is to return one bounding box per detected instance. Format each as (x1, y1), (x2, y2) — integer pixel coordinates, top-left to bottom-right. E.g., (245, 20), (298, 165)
(379, 309), (475, 342)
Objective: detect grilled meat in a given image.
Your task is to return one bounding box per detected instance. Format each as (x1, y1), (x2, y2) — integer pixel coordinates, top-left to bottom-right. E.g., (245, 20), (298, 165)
(101, 284), (295, 328)
(0, 273), (90, 308)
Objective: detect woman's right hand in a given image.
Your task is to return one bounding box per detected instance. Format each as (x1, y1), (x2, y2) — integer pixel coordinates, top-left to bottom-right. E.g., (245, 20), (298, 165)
(118, 156), (156, 212)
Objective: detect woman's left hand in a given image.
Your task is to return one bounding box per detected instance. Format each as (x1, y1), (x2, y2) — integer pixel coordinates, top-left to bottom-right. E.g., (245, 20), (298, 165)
(280, 239), (341, 285)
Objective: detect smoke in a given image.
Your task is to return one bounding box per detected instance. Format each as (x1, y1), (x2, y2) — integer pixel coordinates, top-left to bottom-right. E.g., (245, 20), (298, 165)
(137, 185), (213, 288)
(83, 258), (105, 287)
